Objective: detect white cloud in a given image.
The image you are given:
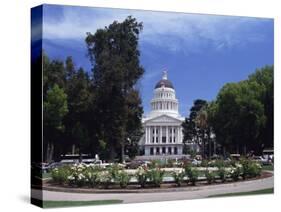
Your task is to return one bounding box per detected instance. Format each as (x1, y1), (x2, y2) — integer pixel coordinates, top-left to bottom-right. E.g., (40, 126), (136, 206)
(42, 5), (272, 53)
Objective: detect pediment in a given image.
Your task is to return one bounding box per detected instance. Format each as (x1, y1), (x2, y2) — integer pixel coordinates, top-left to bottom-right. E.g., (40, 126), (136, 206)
(145, 114), (182, 124)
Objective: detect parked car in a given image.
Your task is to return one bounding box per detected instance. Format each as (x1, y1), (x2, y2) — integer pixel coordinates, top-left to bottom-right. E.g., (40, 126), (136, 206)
(191, 159), (202, 166)
(253, 156), (268, 165)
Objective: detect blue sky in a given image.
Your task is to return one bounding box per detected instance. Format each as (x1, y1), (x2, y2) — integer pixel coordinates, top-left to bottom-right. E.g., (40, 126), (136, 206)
(38, 4), (274, 117)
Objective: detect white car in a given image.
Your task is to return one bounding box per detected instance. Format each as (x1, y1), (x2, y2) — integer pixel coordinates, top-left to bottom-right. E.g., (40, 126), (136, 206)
(191, 159), (202, 166)
(253, 156), (268, 165)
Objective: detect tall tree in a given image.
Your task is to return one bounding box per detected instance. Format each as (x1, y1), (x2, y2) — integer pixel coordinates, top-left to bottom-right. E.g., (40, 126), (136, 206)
(64, 65), (93, 157)
(85, 16), (144, 161)
(43, 84), (68, 161)
(208, 66), (273, 155)
(182, 99), (208, 157)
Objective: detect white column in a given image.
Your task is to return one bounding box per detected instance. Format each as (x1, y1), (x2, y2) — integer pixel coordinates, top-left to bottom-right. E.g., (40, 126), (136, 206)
(172, 126), (174, 143)
(171, 146), (174, 154)
(177, 127), (180, 143)
(154, 126), (156, 143)
(166, 126), (168, 142)
(160, 126), (162, 143)
(145, 127), (148, 144)
(148, 127), (151, 144)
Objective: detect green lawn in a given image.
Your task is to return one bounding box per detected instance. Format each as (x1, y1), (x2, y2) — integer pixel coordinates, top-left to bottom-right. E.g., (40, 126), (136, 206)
(42, 172), (52, 179)
(208, 188), (273, 198)
(262, 164), (274, 171)
(43, 199), (123, 208)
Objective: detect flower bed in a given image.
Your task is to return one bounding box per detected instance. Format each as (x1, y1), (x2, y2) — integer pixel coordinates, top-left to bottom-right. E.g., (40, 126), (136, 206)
(50, 159), (262, 189)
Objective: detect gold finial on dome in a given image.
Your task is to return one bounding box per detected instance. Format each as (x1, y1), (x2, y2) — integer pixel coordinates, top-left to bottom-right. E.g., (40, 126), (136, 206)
(162, 70), (168, 80)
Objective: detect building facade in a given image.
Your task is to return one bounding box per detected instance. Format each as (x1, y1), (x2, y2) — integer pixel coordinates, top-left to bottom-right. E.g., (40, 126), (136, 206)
(139, 71), (185, 156)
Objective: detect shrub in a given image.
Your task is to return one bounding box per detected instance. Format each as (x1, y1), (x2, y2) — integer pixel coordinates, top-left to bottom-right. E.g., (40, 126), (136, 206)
(240, 159), (262, 179)
(166, 159), (174, 168)
(148, 168), (165, 187)
(136, 166), (149, 188)
(213, 160), (225, 168)
(172, 170), (185, 187)
(98, 171), (112, 189)
(248, 162), (262, 178)
(205, 169), (215, 184)
(116, 170), (131, 188)
(230, 166), (242, 181)
(108, 164), (121, 182)
(149, 160), (162, 168)
(217, 167), (227, 182)
(51, 166), (70, 185)
(185, 165), (199, 186)
(84, 167), (100, 188)
(201, 160), (209, 167)
(67, 164), (87, 187)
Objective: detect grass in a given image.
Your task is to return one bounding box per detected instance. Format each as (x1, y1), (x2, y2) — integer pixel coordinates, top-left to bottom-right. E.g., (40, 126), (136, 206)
(43, 199), (123, 208)
(208, 188), (273, 198)
(262, 164), (274, 171)
(42, 172), (52, 179)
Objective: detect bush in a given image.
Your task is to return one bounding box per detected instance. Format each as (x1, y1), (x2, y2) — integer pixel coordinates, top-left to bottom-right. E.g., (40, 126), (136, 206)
(148, 168), (165, 187)
(68, 164), (88, 187)
(51, 166), (70, 185)
(201, 160), (209, 167)
(230, 166), (242, 181)
(136, 166), (149, 188)
(172, 170), (185, 187)
(213, 160), (225, 168)
(248, 162), (262, 178)
(98, 171), (112, 189)
(84, 166), (100, 187)
(217, 167), (227, 182)
(116, 170), (131, 188)
(185, 165), (199, 186)
(108, 164), (121, 182)
(240, 159), (262, 179)
(205, 169), (215, 184)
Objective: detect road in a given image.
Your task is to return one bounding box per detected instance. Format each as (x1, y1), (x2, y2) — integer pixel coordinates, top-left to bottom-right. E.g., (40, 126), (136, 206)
(32, 174), (273, 204)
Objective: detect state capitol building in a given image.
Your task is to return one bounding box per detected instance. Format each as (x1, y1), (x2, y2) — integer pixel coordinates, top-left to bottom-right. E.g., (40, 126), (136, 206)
(139, 71), (185, 158)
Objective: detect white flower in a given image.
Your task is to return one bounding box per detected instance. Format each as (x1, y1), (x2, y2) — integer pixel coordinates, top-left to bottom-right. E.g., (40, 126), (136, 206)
(67, 175), (74, 180)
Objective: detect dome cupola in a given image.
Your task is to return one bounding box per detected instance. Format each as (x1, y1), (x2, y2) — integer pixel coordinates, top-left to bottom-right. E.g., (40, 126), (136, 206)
(154, 71), (174, 89)
(150, 70), (179, 117)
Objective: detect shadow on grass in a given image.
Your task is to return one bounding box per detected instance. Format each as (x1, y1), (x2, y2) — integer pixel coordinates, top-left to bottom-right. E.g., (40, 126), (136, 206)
(208, 188), (274, 198)
(42, 199), (123, 208)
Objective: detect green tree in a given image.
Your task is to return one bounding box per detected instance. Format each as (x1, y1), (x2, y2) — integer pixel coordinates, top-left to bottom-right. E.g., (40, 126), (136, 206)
(43, 84), (68, 161)
(64, 62), (94, 158)
(208, 66), (273, 155)
(85, 16), (144, 161)
(182, 99), (208, 157)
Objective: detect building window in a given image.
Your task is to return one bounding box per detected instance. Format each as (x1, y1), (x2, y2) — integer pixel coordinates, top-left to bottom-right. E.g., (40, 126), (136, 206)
(162, 147), (166, 154)
(169, 137), (172, 143)
(174, 147), (178, 154)
(156, 147), (160, 155)
(156, 137), (158, 143)
(162, 136), (166, 143)
(174, 137), (176, 142)
(168, 147), (172, 154)
(152, 137), (154, 143)
(150, 147), (154, 155)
